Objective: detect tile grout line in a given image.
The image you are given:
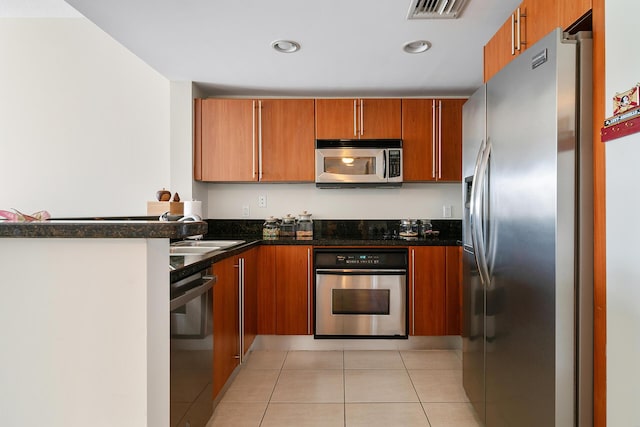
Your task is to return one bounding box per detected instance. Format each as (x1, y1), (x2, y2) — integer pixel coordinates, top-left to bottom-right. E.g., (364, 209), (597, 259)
(400, 350), (434, 427)
(343, 350), (347, 427)
(257, 350), (288, 427)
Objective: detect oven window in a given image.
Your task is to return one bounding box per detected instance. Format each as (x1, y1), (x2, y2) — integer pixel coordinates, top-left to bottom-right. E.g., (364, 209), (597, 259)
(324, 156), (376, 175)
(332, 289), (390, 315)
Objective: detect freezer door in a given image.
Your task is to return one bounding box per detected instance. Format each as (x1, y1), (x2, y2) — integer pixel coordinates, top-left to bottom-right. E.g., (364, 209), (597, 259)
(485, 28), (579, 427)
(462, 245), (485, 423)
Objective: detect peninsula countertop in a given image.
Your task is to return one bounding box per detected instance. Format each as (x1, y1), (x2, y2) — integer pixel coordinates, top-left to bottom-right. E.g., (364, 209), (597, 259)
(0, 219), (208, 239)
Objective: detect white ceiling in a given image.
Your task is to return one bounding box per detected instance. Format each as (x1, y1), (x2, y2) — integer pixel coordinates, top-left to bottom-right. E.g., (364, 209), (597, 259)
(5, 0), (521, 97)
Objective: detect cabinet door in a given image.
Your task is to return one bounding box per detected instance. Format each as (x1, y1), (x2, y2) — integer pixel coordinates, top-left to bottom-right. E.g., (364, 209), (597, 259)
(437, 99), (464, 182)
(445, 246), (462, 335)
(410, 246), (446, 336)
(257, 246), (276, 334)
(558, 0), (591, 30)
(242, 248), (258, 354)
(402, 99), (463, 182)
(275, 245), (312, 335)
(520, 0), (557, 54)
(315, 99), (358, 139)
(213, 256), (240, 398)
(484, 16), (516, 83)
(402, 99), (435, 181)
(360, 98), (402, 139)
(200, 99), (258, 182)
(316, 98), (401, 139)
(260, 99), (315, 182)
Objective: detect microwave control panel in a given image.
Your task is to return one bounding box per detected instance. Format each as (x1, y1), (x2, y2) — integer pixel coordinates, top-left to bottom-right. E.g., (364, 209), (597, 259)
(388, 150), (401, 178)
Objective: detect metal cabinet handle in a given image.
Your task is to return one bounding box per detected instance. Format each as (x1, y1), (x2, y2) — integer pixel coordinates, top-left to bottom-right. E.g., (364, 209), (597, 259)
(307, 248), (311, 334)
(251, 101), (256, 177)
(353, 99), (358, 136)
(516, 7), (525, 52)
(511, 12), (516, 56)
(438, 100), (442, 180)
(411, 248), (415, 335)
(432, 100), (437, 178)
(239, 257), (245, 362)
(258, 100), (263, 180)
(360, 99), (364, 136)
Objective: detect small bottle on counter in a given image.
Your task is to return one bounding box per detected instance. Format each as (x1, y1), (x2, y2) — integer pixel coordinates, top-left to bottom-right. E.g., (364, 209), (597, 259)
(280, 214), (296, 240)
(262, 216), (280, 240)
(296, 211), (313, 240)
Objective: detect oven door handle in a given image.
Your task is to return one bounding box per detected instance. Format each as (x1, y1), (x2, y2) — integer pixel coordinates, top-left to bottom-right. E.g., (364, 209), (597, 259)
(315, 269), (406, 275)
(170, 275), (216, 311)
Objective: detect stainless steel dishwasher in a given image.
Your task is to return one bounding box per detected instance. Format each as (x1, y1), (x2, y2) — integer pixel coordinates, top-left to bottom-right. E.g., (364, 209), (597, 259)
(170, 268), (216, 427)
(314, 248), (408, 338)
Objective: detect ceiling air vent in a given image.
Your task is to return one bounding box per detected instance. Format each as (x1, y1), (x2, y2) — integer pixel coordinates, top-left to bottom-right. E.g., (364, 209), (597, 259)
(407, 0), (469, 19)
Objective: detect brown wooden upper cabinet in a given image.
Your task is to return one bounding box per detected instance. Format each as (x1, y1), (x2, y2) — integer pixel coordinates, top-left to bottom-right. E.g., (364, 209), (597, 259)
(402, 99), (464, 182)
(484, 0), (591, 82)
(194, 98), (315, 182)
(315, 98), (402, 139)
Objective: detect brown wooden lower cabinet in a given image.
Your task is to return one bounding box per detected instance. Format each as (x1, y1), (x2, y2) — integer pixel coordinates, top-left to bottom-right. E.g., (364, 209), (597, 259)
(276, 245), (312, 335)
(410, 246), (447, 335)
(257, 246), (277, 334)
(212, 247), (258, 399)
(212, 256), (239, 398)
(242, 248), (258, 354)
(409, 246), (462, 336)
(445, 246), (462, 336)
(257, 245), (313, 335)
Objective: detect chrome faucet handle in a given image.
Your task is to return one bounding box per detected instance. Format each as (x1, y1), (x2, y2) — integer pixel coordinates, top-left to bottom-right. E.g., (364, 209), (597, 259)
(159, 211), (170, 221)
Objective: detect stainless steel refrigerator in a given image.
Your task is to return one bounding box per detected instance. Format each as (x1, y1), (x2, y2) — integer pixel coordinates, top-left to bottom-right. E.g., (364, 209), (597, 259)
(462, 28), (593, 427)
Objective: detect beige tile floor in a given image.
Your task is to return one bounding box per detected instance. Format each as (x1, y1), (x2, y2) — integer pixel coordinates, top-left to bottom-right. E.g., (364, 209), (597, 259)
(207, 349), (483, 427)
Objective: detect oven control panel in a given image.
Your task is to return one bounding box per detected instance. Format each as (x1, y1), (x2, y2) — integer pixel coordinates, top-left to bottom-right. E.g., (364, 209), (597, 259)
(315, 249), (408, 269)
(336, 254), (382, 265)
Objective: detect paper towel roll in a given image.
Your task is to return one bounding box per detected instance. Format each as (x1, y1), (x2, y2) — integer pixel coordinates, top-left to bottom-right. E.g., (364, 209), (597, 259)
(183, 200), (203, 219)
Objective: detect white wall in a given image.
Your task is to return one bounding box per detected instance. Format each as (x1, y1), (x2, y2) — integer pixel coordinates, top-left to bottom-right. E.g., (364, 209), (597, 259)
(605, 0), (640, 424)
(0, 238), (169, 427)
(205, 182), (462, 220)
(0, 18), (170, 217)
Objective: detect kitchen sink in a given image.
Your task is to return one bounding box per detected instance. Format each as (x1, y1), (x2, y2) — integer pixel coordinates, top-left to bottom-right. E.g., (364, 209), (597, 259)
(169, 246), (220, 255)
(171, 240), (245, 249)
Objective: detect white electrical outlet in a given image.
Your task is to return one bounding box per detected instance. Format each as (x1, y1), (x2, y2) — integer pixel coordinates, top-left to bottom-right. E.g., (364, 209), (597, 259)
(443, 205), (452, 218)
(258, 194), (267, 208)
(242, 205), (250, 218)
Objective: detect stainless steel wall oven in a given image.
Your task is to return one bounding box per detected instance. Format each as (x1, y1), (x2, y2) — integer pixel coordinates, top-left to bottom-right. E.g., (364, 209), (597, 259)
(314, 248), (408, 338)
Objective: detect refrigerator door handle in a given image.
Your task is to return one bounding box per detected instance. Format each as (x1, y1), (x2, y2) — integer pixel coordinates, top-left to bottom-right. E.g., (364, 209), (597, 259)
(473, 140), (492, 288)
(470, 139), (485, 274)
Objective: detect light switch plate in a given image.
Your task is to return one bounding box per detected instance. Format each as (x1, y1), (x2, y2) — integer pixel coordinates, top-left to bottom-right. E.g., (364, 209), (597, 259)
(258, 194), (267, 208)
(443, 205), (452, 218)
(242, 205), (250, 217)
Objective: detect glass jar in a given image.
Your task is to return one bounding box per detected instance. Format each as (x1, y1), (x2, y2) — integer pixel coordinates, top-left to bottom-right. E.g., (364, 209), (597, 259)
(419, 220), (433, 237)
(399, 219), (418, 239)
(280, 214), (297, 240)
(262, 216), (280, 240)
(296, 211), (313, 240)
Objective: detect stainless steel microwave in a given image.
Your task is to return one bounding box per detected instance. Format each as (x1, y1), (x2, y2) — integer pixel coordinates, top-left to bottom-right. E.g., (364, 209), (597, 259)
(315, 139), (403, 188)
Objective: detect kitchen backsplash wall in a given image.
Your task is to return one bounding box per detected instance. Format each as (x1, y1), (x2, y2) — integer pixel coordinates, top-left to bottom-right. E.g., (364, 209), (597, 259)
(205, 218), (461, 242)
(204, 182), (462, 220)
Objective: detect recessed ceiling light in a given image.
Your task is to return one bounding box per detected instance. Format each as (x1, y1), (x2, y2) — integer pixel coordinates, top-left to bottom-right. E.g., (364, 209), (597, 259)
(271, 40), (300, 53)
(403, 40), (431, 54)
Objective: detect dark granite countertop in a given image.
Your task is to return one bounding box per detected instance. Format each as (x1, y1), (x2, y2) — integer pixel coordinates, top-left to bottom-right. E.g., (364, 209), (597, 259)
(169, 236), (460, 282)
(0, 220), (208, 239)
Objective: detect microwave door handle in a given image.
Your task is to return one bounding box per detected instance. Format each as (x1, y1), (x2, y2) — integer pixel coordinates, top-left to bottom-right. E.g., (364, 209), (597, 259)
(383, 150), (387, 179)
